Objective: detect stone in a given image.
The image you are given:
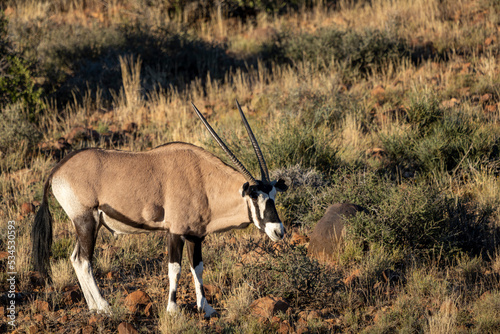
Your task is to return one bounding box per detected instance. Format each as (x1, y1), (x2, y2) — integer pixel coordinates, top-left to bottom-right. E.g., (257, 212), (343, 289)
(0, 251), (8, 261)
(124, 290), (151, 313)
(308, 203), (366, 262)
(441, 98), (460, 109)
(33, 300), (50, 313)
(63, 290), (81, 306)
(122, 122), (138, 133)
(203, 284), (221, 303)
(20, 202), (36, 215)
(370, 85), (385, 102)
(144, 303), (154, 317)
(289, 232), (310, 246)
(81, 325), (94, 334)
(66, 126), (99, 145)
(250, 296), (290, 318)
(118, 322), (139, 334)
(480, 93), (492, 103)
(485, 104), (498, 113)
(344, 268), (362, 286)
(88, 314), (101, 325)
(33, 314), (44, 323)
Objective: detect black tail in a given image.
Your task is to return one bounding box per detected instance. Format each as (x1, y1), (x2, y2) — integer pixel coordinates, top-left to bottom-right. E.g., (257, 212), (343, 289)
(32, 178), (53, 280)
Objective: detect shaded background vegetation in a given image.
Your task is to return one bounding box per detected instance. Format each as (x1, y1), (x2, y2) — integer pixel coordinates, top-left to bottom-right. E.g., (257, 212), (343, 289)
(1, 0), (500, 332)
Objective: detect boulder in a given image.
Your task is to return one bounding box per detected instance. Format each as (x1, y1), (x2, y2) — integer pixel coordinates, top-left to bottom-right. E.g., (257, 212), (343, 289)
(250, 296), (290, 318)
(124, 290), (151, 313)
(118, 322), (138, 334)
(308, 203), (366, 262)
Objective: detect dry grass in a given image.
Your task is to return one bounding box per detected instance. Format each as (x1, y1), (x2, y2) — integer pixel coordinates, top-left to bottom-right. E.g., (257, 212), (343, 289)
(1, 0), (500, 332)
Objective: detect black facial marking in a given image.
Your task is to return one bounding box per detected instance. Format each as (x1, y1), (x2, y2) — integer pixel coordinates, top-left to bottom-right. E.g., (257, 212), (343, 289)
(264, 199), (280, 222)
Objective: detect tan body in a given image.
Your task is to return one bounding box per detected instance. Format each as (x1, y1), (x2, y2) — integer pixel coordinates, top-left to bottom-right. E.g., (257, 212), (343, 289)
(52, 143), (249, 237)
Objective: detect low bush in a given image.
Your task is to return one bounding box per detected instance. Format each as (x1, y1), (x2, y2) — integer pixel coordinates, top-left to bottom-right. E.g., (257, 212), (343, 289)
(0, 11), (43, 119)
(242, 243), (344, 308)
(273, 27), (410, 75)
(381, 96), (500, 175)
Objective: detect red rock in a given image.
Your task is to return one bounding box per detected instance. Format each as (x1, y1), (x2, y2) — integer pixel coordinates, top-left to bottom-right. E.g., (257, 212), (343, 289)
(144, 302), (154, 317)
(118, 322), (138, 334)
(441, 98), (460, 108)
(28, 325), (39, 334)
(366, 148), (386, 160)
(20, 202), (36, 215)
(203, 284), (221, 303)
(63, 290), (81, 306)
(307, 310), (321, 321)
(124, 290), (151, 313)
(81, 325), (93, 334)
(122, 122), (138, 133)
(485, 104), (498, 113)
(0, 251), (8, 261)
(481, 93), (492, 103)
(371, 85), (385, 102)
(485, 36), (496, 46)
(250, 296), (290, 318)
(33, 300), (50, 313)
(290, 232), (310, 246)
(278, 321), (293, 334)
(344, 268), (362, 286)
(33, 314), (43, 323)
(88, 314), (102, 325)
(59, 315), (69, 323)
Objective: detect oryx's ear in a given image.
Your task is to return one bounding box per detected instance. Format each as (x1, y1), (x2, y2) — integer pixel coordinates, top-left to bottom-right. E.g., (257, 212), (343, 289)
(273, 178), (290, 192)
(240, 182), (251, 197)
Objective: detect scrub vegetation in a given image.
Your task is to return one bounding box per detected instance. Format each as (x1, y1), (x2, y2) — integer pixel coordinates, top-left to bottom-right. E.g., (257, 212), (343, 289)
(1, 0), (500, 332)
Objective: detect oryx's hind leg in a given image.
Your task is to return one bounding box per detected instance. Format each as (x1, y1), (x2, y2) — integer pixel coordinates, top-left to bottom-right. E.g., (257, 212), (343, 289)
(167, 233), (184, 313)
(70, 210), (111, 313)
(186, 237), (217, 318)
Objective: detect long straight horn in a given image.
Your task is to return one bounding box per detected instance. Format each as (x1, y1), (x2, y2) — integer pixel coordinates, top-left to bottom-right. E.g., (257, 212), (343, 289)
(235, 100), (270, 182)
(192, 103), (257, 185)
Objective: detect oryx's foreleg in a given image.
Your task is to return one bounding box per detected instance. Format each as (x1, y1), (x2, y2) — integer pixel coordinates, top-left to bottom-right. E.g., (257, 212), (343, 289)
(167, 233), (184, 313)
(186, 237), (217, 318)
(70, 210), (111, 313)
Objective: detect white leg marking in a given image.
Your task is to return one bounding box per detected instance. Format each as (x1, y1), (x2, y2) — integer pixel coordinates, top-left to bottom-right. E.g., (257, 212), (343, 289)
(190, 262), (216, 318)
(70, 248), (111, 314)
(167, 262), (181, 313)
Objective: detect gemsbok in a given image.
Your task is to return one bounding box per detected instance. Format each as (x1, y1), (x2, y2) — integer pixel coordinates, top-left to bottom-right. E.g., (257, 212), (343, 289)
(32, 101), (288, 317)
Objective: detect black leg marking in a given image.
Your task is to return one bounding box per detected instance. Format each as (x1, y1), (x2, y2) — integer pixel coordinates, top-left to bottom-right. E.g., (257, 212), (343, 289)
(186, 236), (216, 317)
(167, 233), (184, 312)
(70, 211), (110, 313)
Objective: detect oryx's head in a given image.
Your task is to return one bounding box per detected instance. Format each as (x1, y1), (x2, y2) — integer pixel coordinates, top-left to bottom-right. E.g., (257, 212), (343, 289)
(192, 100), (289, 242)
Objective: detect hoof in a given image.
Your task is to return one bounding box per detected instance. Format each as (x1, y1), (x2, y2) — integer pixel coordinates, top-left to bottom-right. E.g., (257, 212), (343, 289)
(204, 309), (219, 318)
(167, 302), (179, 314)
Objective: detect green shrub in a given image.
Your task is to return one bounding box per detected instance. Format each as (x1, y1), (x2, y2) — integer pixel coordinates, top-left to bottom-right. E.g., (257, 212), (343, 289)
(381, 96), (500, 175)
(0, 104), (42, 171)
(473, 291), (500, 334)
(275, 27), (409, 75)
(242, 243), (344, 308)
(0, 11), (43, 118)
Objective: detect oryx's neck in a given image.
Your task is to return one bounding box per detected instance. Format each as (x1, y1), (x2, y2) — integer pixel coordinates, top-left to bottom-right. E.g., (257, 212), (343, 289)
(204, 177), (250, 234)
